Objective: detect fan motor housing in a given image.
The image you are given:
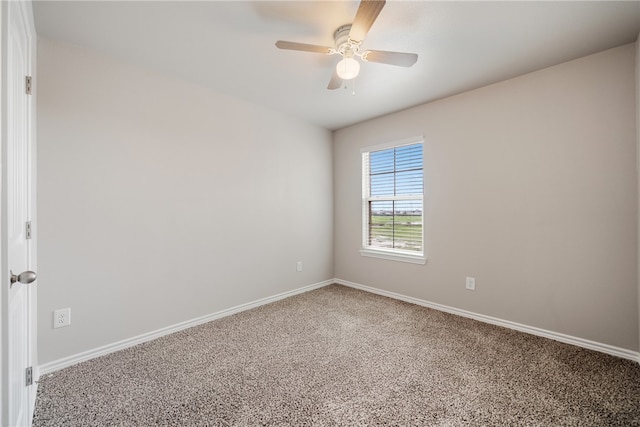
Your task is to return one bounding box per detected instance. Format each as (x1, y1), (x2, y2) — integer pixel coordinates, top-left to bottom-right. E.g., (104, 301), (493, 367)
(334, 24), (358, 55)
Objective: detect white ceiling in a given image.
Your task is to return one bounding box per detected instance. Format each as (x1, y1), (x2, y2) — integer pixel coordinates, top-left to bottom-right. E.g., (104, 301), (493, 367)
(33, 1), (640, 131)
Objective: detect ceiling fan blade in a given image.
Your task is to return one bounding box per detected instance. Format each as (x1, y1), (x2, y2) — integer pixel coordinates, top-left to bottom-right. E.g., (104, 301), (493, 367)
(275, 40), (333, 54)
(327, 70), (343, 90)
(362, 50), (418, 67)
(349, 0), (386, 42)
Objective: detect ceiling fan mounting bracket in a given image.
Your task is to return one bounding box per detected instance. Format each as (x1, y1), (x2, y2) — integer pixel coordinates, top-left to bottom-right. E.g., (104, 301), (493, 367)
(334, 24), (361, 58)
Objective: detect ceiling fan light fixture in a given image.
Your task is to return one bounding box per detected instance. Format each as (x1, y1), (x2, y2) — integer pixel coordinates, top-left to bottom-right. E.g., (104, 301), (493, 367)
(336, 57), (360, 80)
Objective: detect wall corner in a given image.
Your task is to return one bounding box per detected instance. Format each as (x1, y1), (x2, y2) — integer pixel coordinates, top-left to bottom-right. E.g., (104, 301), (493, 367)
(636, 32), (640, 353)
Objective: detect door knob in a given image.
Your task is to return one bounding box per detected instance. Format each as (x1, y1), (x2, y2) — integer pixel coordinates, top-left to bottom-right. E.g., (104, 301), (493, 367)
(10, 270), (37, 288)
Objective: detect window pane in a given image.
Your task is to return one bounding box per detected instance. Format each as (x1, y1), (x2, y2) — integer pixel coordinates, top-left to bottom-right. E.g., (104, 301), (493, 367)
(396, 169), (423, 195)
(369, 200), (422, 252)
(369, 201), (394, 248)
(393, 200), (422, 252)
(370, 149), (394, 174)
(371, 173), (394, 197)
(395, 144), (422, 171)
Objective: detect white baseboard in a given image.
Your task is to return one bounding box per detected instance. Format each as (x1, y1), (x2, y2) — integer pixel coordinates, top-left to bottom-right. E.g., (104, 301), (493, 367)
(39, 280), (334, 376)
(38, 277), (640, 375)
(334, 278), (640, 364)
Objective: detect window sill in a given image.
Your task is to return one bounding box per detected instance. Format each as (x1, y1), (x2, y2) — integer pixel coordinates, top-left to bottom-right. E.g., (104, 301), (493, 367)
(360, 248), (427, 265)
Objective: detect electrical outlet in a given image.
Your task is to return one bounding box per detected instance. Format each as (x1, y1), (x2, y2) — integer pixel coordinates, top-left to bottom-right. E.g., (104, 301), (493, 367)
(296, 261), (303, 272)
(53, 308), (71, 328)
(465, 277), (476, 291)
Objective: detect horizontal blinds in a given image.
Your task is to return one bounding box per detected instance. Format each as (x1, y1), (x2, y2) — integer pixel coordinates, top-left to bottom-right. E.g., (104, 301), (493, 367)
(369, 143), (423, 197)
(363, 142), (423, 253)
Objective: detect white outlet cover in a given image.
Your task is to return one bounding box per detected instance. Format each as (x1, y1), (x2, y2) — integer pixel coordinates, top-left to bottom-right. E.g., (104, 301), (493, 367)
(465, 277), (476, 290)
(54, 308), (71, 328)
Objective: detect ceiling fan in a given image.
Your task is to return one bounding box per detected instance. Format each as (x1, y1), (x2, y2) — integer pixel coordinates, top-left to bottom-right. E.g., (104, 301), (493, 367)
(275, 0), (418, 90)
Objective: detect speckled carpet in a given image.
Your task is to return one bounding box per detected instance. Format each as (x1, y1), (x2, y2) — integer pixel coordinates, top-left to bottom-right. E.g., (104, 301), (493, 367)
(33, 284), (640, 426)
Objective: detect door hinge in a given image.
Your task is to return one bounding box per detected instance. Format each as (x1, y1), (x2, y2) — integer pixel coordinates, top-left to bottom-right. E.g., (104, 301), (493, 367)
(25, 76), (32, 95)
(25, 221), (32, 239)
(25, 367), (33, 386)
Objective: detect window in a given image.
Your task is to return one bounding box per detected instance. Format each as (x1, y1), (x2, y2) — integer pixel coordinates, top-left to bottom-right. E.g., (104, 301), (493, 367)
(361, 137), (425, 264)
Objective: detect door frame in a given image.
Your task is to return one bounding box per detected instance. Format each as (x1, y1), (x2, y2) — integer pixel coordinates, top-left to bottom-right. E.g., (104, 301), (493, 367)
(0, 0), (37, 424)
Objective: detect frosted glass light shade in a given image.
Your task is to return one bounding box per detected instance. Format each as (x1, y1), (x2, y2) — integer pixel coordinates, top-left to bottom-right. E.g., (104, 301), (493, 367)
(336, 57), (360, 80)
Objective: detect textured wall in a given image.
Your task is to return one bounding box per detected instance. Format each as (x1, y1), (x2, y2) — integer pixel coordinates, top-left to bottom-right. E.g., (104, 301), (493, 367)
(334, 44), (638, 351)
(37, 38), (334, 364)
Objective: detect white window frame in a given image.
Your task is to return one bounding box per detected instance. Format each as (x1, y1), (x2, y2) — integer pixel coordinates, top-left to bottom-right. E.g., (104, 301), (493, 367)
(360, 136), (426, 265)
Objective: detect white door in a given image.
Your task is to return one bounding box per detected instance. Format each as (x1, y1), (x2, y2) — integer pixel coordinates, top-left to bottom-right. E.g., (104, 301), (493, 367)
(1, 0), (37, 426)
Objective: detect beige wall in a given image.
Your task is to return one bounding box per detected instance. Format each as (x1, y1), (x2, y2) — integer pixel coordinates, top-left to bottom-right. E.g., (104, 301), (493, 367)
(334, 44), (638, 351)
(37, 39), (334, 364)
(37, 37), (639, 364)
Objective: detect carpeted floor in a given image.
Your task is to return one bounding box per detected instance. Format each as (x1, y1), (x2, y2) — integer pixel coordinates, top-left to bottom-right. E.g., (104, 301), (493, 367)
(33, 284), (640, 426)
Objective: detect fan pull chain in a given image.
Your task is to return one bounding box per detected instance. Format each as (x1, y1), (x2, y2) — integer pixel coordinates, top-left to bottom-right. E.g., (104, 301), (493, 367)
(344, 76), (357, 96)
